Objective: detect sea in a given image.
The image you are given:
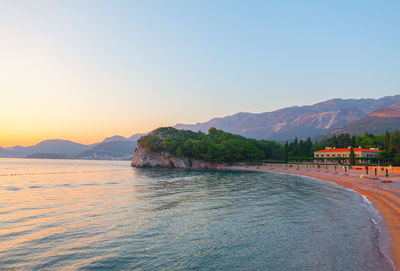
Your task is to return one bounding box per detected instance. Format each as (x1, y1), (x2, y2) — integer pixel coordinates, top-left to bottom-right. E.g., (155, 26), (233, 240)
(0, 158), (394, 270)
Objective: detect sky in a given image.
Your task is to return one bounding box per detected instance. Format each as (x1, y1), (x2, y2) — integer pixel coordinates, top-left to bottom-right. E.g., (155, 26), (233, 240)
(1, 0), (399, 147)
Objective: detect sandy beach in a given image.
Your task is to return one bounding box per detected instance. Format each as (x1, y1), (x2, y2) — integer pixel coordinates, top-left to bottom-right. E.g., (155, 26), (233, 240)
(227, 164), (400, 269)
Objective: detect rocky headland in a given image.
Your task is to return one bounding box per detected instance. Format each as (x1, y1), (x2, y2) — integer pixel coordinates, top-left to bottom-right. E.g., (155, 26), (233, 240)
(130, 127), (275, 169)
(131, 146), (220, 169)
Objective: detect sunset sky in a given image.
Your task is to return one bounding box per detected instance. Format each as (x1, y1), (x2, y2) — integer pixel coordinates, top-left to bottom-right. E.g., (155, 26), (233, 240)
(1, 0), (399, 147)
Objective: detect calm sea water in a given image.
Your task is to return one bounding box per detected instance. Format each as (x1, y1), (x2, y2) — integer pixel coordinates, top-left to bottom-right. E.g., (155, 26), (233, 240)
(0, 158), (393, 270)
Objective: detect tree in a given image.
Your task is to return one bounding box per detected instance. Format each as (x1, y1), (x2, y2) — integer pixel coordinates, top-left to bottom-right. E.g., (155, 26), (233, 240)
(377, 150), (391, 164)
(360, 137), (374, 149)
(355, 135), (362, 147)
(337, 133), (352, 148)
(349, 147), (356, 165)
(394, 153), (400, 166)
(305, 137), (313, 156)
(284, 141), (289, 163)
(331, 135), (338, 147)
(389, 130), (400, 155)
(176, 147), (183, 158)
(384, 131), (390, 150)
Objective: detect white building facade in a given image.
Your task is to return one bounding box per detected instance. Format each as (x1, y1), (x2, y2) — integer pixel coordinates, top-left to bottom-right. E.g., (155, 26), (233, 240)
(314, 147), (379, 163)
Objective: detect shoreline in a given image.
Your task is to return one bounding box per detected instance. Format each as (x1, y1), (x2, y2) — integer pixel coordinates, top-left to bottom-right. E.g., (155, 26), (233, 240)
(225, 164), (400, 270)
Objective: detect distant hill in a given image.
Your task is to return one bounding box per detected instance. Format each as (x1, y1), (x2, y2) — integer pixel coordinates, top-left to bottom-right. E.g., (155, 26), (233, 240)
(128, 133), (147, 142)
(101, 135), (129, 143)
(0, 133), (144, 160)
(0, 139), (90, 158)
(175, 95), (400, 141)
(326, 105), (400, 136)
(76, 140), (137, 160)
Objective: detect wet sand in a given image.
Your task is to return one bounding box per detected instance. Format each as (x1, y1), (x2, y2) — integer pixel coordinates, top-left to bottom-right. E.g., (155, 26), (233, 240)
(227, 164), (400, 269)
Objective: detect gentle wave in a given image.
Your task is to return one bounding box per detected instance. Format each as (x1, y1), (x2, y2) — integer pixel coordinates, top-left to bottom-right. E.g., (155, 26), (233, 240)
(0, 159), (394, 270)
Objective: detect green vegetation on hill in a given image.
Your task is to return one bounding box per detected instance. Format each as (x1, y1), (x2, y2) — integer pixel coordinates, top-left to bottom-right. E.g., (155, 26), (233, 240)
(284, 130), (400, 164)
(311, 131), (399, 155)
(138, 127), (400, 165)
(308, 131), (400, 164)
(137, 127), (283, 163)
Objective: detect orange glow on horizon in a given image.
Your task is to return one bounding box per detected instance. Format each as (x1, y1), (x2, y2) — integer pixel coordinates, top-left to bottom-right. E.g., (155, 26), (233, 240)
(0, 118), (177, 147)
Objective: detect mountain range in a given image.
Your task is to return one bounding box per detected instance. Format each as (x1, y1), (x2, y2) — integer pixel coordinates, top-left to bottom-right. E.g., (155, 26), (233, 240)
(1, 94), (400, 160)
(325, 103), (400, 136)
(0, 133), (145, 160)
(175, 95), (400, 141)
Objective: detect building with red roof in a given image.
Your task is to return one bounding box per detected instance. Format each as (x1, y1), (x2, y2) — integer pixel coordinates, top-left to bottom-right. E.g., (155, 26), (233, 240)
(314, 147), (379, 163)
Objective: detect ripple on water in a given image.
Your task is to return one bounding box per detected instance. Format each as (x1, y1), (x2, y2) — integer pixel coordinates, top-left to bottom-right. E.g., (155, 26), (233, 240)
(54, 183), (74, 188)
(28, 185), (42, 189)
(0, 160), (394, 271)
(4, 187), (22, 191)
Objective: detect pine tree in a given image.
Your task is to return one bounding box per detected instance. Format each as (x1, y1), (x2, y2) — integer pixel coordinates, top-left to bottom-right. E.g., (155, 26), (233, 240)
(351, 135), (356, 146)
(331, 135), (338, 147)
(349, 147), (356, 165)
(305, 137), (313, 156)
(384, 131), (390, 151)
(284, 141), (289, 163)
(355, 135), (362, 147)
(293, 137), (298, 155)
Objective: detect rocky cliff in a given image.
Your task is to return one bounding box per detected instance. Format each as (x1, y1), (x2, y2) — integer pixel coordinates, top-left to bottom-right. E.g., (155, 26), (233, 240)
(131, 146), (221, 169)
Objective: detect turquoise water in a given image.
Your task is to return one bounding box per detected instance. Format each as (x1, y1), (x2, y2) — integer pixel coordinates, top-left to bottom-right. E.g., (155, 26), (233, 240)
(0, 159), (393, 270)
